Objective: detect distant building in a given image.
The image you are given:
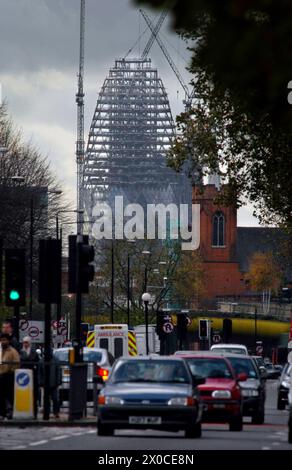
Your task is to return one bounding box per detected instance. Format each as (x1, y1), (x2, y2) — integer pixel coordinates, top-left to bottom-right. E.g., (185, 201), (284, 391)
(193, 182), (292, 307)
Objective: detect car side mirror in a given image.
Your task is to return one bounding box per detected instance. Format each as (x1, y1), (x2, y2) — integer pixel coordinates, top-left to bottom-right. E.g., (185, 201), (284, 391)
(237, 372), (248, 382)
(192, 375), (206, 387)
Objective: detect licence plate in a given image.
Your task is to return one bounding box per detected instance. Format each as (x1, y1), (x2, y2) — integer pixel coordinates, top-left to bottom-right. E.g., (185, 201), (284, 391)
(213, 404), (226, 409)
(129, 416), (161, 425)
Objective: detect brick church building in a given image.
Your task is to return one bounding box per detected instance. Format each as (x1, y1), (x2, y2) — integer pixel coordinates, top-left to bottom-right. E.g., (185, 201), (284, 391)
(193, 180), (292, 306)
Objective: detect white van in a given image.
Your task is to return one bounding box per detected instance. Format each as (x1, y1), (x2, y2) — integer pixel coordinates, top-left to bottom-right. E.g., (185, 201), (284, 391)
(210, 343), (248, 355)
(93, 324), (138, 358)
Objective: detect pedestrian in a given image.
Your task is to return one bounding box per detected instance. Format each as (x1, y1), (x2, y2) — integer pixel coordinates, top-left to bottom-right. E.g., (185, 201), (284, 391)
(20, 336), (39, 419)
(1, 319), (21, 352)
(0, 333), (20, 420)
(39, 351), (62, 418)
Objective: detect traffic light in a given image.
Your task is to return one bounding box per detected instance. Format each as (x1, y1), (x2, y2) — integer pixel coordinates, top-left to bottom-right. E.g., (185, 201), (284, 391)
(78, 240), (95, 293)
(223, 318), (232, 342)
(156, 311), (165, 339)
(81, 322), (89, 346)
(177, 313), (188, 341)
(5, 249), (26, 306)
(38, 239), (61, 304)
(199, 319), (209, 339)
(68, 235), (94, 293)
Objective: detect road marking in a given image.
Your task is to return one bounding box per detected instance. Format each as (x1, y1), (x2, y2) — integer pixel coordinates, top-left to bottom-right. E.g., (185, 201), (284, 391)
(86, 430), (95, 434)
(29, 440), (49, 447)
(262, 447), (271, 450)
(51, 435), (69, 441)
(10, 445), (27, 450)
(272, 442), (281, 446)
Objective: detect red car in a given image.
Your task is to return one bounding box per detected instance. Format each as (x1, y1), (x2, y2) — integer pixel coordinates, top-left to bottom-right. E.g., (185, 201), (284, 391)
(176, 354), (246, 431)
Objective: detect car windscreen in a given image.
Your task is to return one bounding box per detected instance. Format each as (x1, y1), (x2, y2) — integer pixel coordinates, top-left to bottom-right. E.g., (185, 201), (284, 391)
(110, 360), (190, 384)
(53, 350), (68, 362)
(212, 347), (246, 355)
(227, 357), (258, 379)
(53, 350), (102, 363)
(83, 351), (102, 363)
(185, 358), (233, 379)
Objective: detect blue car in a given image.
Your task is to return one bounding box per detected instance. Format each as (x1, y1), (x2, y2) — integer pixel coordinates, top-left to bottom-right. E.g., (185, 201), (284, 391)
(97, 356), (204, 438)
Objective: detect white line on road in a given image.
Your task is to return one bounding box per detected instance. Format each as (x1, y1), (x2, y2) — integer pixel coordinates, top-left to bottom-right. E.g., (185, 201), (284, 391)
(10, 445), (28, 450)
(271, 442), (281, 446)
(29, 440), (49, 447)
(86, 430), (96, 434)
(51, 435), (70, 441)
(262, 447), (271, 450)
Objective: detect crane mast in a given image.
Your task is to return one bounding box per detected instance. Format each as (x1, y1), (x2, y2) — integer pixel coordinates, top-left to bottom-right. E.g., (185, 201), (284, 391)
(76, 0), (85, 234)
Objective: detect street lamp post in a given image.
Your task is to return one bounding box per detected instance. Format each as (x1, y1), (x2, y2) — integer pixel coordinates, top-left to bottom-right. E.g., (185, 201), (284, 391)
(56, 209), (83, 240)
(142, 292), (151, 355)
(255, 306), (258, 351)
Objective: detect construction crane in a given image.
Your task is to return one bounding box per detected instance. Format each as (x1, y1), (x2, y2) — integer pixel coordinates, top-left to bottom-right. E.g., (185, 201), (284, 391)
(140, 9), (194, 109)
(76, 0), (85, 234)
(141, 10), (168, 59)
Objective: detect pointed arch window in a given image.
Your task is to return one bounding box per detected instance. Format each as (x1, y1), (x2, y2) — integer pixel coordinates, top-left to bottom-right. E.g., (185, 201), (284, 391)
(212, 211), (225, 247)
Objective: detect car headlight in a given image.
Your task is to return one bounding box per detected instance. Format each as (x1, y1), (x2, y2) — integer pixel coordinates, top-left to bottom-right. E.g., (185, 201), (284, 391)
(282, 377), (290, 388)
(105, 396), (124, 405)
(241, 389), (259, 397)
(211, 390), (231, 399)
(168, 397), (189, 406)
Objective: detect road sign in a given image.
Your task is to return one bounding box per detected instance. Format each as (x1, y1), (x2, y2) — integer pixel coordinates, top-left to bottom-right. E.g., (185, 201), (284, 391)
(19, 319), (29, 331)
(13, 369), (34, 419)
(212, 334), (221, 344)
(256, 345), (263, 356)
(186, 315), (192, 326)
(19, 321), (44, 344)
(28, 325), (40, 339)
(162, 322), (174, 334)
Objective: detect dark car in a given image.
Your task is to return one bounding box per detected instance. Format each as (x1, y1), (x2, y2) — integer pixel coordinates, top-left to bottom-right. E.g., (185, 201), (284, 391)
(176, 353), (244, 431)
(265, 363), (282, 380)
(223, 354), (266, 424)
(97, 356), (204, 438)
(277, 363), (292, 410)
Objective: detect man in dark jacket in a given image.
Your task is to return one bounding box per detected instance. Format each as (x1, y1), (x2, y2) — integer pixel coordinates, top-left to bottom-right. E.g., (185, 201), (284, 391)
(39, 351), (62, 418)
(20, 337), (39, 419)
(1, 320), (21, 353)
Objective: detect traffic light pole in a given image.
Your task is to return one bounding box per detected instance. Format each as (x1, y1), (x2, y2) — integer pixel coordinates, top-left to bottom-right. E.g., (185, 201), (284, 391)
(43, 302), (51, 421)
(13, 305), (20, 341)
(75, 239), (82, 363)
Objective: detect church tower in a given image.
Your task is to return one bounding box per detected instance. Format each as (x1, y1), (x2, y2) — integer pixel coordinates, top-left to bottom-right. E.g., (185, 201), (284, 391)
(193, 178), (246, 305)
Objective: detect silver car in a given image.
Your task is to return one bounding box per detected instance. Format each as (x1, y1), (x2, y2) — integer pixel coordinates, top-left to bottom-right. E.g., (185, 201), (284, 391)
(53, 347), (115, 405)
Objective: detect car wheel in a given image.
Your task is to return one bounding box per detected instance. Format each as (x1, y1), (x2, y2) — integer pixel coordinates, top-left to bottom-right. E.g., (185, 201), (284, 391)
(229, 415), (243, 432)
(252, 408), (265, 425)
(277, 396), (285, 410)
(185, 422), (202, 438)
(97, 424), (114, 437)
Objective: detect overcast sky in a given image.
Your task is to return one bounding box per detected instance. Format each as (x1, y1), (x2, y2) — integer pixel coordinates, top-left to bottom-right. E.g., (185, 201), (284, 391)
(0, 0), (259, 226)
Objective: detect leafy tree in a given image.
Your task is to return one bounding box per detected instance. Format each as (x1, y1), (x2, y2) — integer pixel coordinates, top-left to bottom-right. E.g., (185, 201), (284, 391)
(0, 103), (70, 318)
(245, 251), (282, 314)
(93, 239), (204, 326)
(135, 0), (292, 225)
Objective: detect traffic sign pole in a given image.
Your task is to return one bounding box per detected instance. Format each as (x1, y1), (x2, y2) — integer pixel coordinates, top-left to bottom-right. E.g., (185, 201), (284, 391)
(43, 302), (51, 421)
(13, 305), (20, 341)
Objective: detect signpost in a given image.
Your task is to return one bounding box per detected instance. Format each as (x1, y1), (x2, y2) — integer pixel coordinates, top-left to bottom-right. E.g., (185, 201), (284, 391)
(19, 320), (44, 344)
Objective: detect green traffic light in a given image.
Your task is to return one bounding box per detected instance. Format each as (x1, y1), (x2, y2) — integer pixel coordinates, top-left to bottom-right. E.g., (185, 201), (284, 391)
(9, 290), (20, 301)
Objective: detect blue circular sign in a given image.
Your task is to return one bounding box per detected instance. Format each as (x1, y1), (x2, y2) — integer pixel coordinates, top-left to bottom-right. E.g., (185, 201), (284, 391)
(16, 372), (30, 387)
